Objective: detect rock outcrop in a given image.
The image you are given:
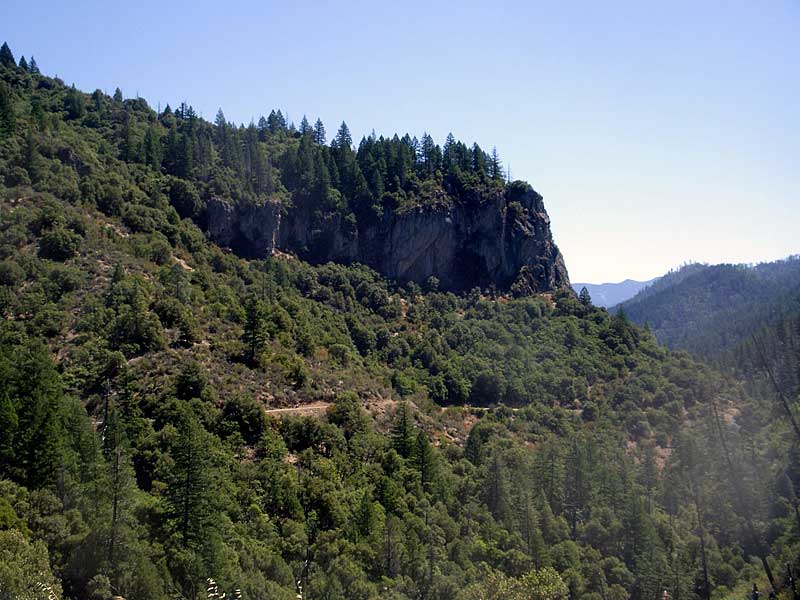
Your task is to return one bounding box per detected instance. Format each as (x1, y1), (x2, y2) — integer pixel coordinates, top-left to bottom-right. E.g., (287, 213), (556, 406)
(204, 181), (570, 294)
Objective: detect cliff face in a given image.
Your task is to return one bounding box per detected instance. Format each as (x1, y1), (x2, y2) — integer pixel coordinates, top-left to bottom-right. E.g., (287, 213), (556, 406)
(204, 182), (570, 294)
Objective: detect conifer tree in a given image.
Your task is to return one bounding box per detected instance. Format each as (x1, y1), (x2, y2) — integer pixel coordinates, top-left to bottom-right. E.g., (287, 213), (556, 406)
(242, 295), (269, 365)
(391, 402), (415, 458)
(412, 429), (436, 493)
(257, 115), (269, 141)
(486, 452), (510, 523)
(472, 143), (487, 178)
(334, 121), (352, 149)
(28, 56), (39, 74)
(64, 85), (86, 120)
(7, 340), (65, 488)
(0, 81), (14, 136)
(579, 286), (592, 306)
(18, 55), (28, 71)
(100, 408), (137, 578)
(143, 124), (162, 170)
(0, 364), (17, 475)
(299, 115), (311, 136)
(166, 411), (212, 549)
(313, 118), (326, 145)
(113, 87), (123, 103)
(489, 146), (504, 180)
(0, 42), (15, 68)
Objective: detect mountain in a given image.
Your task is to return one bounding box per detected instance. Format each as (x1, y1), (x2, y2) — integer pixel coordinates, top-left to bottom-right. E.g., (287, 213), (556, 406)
(615, 257), (800, 362)
(571, 277), (657, 307)
(1, 43), (798, 600)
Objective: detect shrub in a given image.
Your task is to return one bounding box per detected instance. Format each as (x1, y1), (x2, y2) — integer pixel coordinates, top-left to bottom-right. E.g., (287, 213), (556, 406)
(38, 226), (81, 260)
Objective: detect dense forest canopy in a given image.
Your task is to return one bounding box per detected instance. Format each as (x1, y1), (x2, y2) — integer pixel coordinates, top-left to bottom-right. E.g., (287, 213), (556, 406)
(616, 258), (800, 367)
(1, 42), (799, 600)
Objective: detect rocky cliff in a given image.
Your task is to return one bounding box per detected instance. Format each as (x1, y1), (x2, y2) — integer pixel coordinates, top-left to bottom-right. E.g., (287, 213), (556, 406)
(204, 181), (570, 294)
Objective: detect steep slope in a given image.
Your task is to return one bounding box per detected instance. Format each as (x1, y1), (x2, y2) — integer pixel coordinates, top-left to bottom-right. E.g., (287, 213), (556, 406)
(0, 44), (798, 600)
(616, 258), (800, 362)
(571, 277), (657, 307)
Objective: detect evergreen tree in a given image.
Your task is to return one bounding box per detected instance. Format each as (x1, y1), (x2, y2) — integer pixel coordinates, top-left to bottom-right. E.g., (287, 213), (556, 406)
(313, 118), (326, 145)
(28, 56), (39, 74)
(390, 402), (415, 458)
(334, 121), (352, 149)
(0, 42), (15, 68)
(113, 87), (123, 103)
(257, 115), (269, 141)
(299, 115), (311, 136)
(0, 80), (14, 136)
(143, 124), (162, 170)
(0, 363), (18, 475)
(267, 109), (287, 133)
(485, 452), (510, 523)
(166, 410), (212, 549)
(18, 55), (28, 71)
(579, 286), (592, 306)
(100, 408), (137, 579)
(412, 429), (436, 493)
(4, 340), (65, 488)
(64, 85), (86, 120)
(242, 295), (269, 365)
(489, 146), (504, 180)
(472, 143), (487, 178)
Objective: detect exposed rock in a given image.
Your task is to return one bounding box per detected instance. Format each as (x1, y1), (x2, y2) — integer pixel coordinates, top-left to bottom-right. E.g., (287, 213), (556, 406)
(205, 197), (282, 258)
(203, 182), (570, 294)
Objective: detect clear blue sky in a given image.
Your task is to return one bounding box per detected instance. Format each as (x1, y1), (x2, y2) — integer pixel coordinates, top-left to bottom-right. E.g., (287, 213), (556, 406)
(4, 0), (799, 282)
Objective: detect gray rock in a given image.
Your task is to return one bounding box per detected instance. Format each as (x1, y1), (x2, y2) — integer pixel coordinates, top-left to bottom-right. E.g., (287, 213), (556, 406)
(203, 182), (570, 294)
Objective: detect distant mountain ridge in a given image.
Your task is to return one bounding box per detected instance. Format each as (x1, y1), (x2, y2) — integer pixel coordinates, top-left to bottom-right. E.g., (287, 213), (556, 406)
(615, 256), (800, 362)
(571, 277), (657, 307)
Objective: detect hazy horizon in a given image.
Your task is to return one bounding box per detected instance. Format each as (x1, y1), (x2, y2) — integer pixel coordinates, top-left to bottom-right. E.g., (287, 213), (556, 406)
(5, 0), (798, 282)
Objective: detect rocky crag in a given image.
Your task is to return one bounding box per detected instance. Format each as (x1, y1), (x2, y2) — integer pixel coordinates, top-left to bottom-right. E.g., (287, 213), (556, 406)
(205, 181), (570, 294)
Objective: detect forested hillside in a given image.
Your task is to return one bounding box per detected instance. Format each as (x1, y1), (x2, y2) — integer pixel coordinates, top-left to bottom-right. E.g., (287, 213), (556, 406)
(616, 259), (800, 364)
(1, 43), (799, 600)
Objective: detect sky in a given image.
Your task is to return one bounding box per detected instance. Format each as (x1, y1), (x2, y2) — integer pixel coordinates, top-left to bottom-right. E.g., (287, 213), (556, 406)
(4, 0), (799, 282)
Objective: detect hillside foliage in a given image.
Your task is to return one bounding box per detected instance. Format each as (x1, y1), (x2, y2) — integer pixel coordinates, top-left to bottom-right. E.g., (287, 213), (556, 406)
(1, 44), (799, 600)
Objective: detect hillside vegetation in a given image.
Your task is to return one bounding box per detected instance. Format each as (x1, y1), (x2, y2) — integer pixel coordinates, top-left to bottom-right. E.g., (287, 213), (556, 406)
(1, 43), (799, 600)
(617, 259), (800, 365)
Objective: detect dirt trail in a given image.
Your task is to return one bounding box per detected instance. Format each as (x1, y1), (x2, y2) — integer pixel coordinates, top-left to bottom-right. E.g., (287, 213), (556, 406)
(264, 402), (331, 416)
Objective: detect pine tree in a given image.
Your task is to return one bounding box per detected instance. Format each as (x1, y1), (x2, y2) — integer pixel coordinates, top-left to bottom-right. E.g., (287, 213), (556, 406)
(0, 42), (15, 69)
(143, 124), (162, 170)
(28, 56), (39, 74)
(579, 286), (592, 306)
(334, 121), (352, 149)
(390, 402), (415, 458)
(257, 115), (269, 141)
(489, 146), (504, 180)
(18, 55), (28, 71)
(471, 143), (487, 178)
(7, 340), (65, 488)
(0, 81), (14, 136)
(166, 411), (211, 548)
(101, 408), (136, 578)
(113, 87), (123, 103)
(299, 115), (311, 136)
(486, 452), (510, 523)
(242, 295), (269, 365)
(313, 118), (326, 145)
(412, 429), (437, 493)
